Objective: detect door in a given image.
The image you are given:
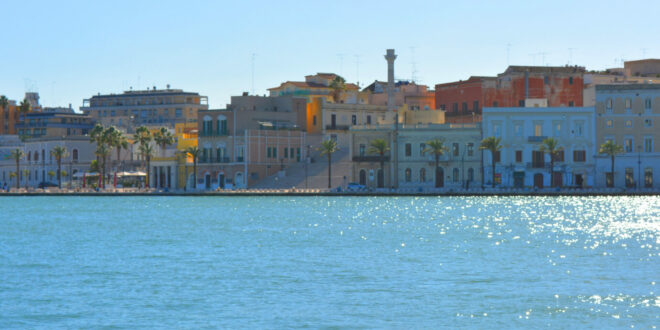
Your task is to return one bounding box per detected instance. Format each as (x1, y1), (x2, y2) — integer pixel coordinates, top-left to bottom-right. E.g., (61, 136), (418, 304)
(330, 114), (336, 129)
(435, 167), (444, 188)
(552, 172), (562, 187)
(377, 169), (384, 188)
(575, 174), (584, 188)
(534, 173), (544, 188)
(513, 172), (524, 188)
(218, 173), (225, 189)
(204, 173), (211, 189)
(359, 170), (366, 185)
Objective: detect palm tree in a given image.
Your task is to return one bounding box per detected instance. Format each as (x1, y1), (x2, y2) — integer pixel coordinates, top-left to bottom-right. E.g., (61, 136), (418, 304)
(51, 146), (67, 189)
(9, 172), (17, 189)
(423, 138), (448, 188)
(539, 137), (563, 187)
(318, 139), (339, 188)
(368, 138), (390, 188)
(9, 149), (24, 189)
(0, 95), (8, 118)
(329, 76), (346, 103)
(599, 140), (624, 187)
(141, 144), (154, 188)
(133, 126), (152, 169)
(185, 146), (201, 190)
(95, 144), (110, 188)
(480, 136), (502, 187)
(22, 169), (29, 189)
(18, 99), (31, 122)
(154, 127), (174, 156)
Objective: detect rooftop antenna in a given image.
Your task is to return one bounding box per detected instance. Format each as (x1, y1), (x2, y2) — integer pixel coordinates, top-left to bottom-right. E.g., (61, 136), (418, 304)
(354, 54), (361, 87)
(337, 53), (345, 77)
(568, 48), (576, 65)
(251, 53), (256, 95)
(410, 46), (418, 83)
(539, 52), (549, 66)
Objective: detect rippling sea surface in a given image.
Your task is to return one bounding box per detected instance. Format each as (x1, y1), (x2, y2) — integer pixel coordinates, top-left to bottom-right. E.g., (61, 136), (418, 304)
(0, 196), (658, 328)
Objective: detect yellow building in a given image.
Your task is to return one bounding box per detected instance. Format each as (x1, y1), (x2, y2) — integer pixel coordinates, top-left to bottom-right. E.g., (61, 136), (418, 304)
(149, 122), (198, 190)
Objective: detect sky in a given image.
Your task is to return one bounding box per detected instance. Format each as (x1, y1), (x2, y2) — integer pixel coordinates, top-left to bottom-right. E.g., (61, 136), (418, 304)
(1, 0), (659, 110)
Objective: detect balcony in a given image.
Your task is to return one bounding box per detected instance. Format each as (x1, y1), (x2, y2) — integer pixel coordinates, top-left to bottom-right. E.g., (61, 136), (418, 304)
(527, 136), (547, 143)
(199, 157), (232, 164)
(352, 155), (390, 162)
(325, 124), (351, 131)
(527, 161), (546, 169)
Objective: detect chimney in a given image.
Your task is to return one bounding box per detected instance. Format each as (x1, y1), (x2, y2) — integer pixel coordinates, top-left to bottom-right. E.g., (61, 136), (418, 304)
(385, 49), (397, 112)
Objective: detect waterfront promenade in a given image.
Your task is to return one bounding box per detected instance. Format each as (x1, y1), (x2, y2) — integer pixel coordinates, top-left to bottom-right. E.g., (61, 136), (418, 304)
(1, 187), (658, 196)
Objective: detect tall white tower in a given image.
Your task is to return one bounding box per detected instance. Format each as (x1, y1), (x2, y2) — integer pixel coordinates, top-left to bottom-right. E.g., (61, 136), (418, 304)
(384, 49), (397, 112)
(384, 49), (399, 188)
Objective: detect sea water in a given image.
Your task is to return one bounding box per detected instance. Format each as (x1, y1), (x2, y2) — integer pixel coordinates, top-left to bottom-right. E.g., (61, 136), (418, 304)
(0, 196), (658, 328)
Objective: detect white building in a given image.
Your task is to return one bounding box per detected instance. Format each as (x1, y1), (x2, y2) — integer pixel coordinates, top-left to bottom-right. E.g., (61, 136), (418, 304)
(482, 107), (596, 188)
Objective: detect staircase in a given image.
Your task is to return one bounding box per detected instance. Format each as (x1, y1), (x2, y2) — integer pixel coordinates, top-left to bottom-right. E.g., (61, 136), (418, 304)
(252, 145), (353, 190)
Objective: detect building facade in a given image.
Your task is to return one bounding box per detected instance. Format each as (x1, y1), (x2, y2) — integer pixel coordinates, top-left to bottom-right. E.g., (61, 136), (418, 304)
(268, 73), (360, 104)
(16, 111), (94, 140)
(81, 87), (208, 132)
(482, 107), (596, 188)
(594, 84), (660, 189)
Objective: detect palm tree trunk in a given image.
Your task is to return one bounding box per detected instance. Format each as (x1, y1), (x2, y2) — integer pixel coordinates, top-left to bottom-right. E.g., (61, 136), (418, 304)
(550, 158), (555, 187)
(491, 150), (496, 188)
(610, 155), (615, 187)
(380, 158), (385, 188)
(435, 154), (440, 188)
(57, 159), (62, 189)
(327, 154), (332, 188)
(146, 156), (151, 188)
(193, 159), (197, 190)
(15, 160), (20, 189)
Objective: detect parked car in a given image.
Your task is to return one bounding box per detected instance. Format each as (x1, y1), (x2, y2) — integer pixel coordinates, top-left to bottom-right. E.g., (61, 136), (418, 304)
(346, 182), (366, 192)
(38, 182), (58, 189)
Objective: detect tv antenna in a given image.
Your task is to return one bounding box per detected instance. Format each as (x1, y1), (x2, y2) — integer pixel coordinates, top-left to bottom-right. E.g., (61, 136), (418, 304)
(336, 53), (345, 77)
(410, 46), (418, 83)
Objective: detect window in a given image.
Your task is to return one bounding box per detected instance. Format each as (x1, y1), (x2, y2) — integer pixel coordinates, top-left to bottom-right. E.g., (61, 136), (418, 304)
(473, 101), (479, 112)
(452, 103), (458, 113)
(453, 168), (459, 182)
(267, 147), (271, 158)
(645, 98), (652, 109)
(514, 123), (523, 137)
(606, 98), (613, 109)
(544, 76), (549, 84)
(493, 151), (501, 163)
(462, 102), (468, 112)
(625, 138), (633, 153)
(644, 137), (653, 153)
(568, 101), (574, 107)
(605, 119), (613, 128)
(645, 168), (653, 188)
(284, 148), (288, 158)
(574, 122), (584, 137)
(625, 119), (633, 128)
(532, 150), (544, 167)
(493, 123), (502, 137)
(313, 115), (317, 125)
(554, 150), (564, 162)
(534, 123), (542, 137)
(644, 119), (652, 128)
(625, 168), (634, 188)
(420, 168), (426, 182)
(573, 150), (586, 162)
(176, 109), (182, 118)
(366, 115), (371, 125)
(569, 77), (574, 85)
(419, 143), (426, 156)
(359, 144), (366, 156)
(553, 122), (561, 136)
(452, 143), (459, 156)
(351, 115), (357, 125)
(468, 168), (474, 181)
(515, 150), (522, 163)
(518, 100), (525, 107)
(493, 101), (498, 107)
(467, 143), (474, 157)
(625, 98), (632, 109)
(72, 149), (78, 162)
(405, 168), (411, 182)
(111, 110), (116, 117)
(439, 104), (446, 110)
(272, 147), (277, 158)
(405, 143), (412, 157)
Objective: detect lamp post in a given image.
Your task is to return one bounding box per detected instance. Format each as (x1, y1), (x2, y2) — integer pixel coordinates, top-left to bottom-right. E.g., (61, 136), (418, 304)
(638, 145), (641, 190)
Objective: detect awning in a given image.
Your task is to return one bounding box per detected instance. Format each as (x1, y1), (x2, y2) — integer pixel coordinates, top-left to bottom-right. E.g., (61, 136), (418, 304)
(73, 172), (99, 178)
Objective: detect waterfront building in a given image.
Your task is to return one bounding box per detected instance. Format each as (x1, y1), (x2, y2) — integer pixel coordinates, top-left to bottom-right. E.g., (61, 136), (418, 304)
(482, 107), (596, 188)
(195, 95), (308, 189)
(361, 80), (435, 110)
(0, 135), (23, 187)
(80, 87), (209, 132)
(268, 73), (361, 104)
(350, 123), (481, 189)
(16, 109), (94, 140)
(624, 59), (660, 77)
(594, 84), (660, 189)
(436, 65), (585, 123)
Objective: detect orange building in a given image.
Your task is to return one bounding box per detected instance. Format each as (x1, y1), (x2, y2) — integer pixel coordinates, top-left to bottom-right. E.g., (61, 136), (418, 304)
(0, 100), (19, 135)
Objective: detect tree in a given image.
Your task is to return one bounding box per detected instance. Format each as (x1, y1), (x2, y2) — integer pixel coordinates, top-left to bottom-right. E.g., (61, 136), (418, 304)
(0, 95), (8, 119)
(18, 98), (31, 121)
(318, 139), (339, 188)
(480, 136), (502, 188)
(599, 140), (624, 188)
(153, 127), (174, 156)
(329, 76), (346, 103)
(133, 126), (152, 169)
(539, 137), (563, 187)
(22, 169), (29, 189)
(48, 170), (56, 182)
(140, 144), (154, 188)
(51, 146), (67, 189)
(368, 138), (390, 188)
(185, 146), (201, 190)
(9, 172), (17, 189)
(423, 138), (448, 188)
(9, 149), (24, 189)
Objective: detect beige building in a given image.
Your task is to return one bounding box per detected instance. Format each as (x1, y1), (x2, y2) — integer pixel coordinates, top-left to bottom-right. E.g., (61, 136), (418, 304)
(594, 84), (660, 189)
(350, 123), (482, 189)
(268, 73), (361, 104)
(81, 87), (208, 132)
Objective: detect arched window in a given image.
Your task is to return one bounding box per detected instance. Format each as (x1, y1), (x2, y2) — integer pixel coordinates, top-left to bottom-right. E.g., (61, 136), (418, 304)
(359, 169), (366, 185)
(468, 168), (474, 182)
(34, 151), (39, 162)
(453, 168), (459, 182)
(419, 168), (426, 182)
(202, 115), (212, 136)
(72, 149), (79, 162)
(42, 150), (45, 163)
(27, 151), (31, 162)
(217, 115), (227, 135)
(405, 168), (412, 182)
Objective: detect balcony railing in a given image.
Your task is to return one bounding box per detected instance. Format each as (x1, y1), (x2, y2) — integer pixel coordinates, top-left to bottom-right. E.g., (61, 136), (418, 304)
(352, 155), (390, 162)
(200, 130), (229, 137)
(325, 125), (351, 130)
(527, 136), (547, 143)
(199, 157), (232, 164)
(527, 161), (546, 169)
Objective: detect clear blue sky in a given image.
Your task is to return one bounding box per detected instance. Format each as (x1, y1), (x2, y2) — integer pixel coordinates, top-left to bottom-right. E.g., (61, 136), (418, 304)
(1, 0), (658, 109)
